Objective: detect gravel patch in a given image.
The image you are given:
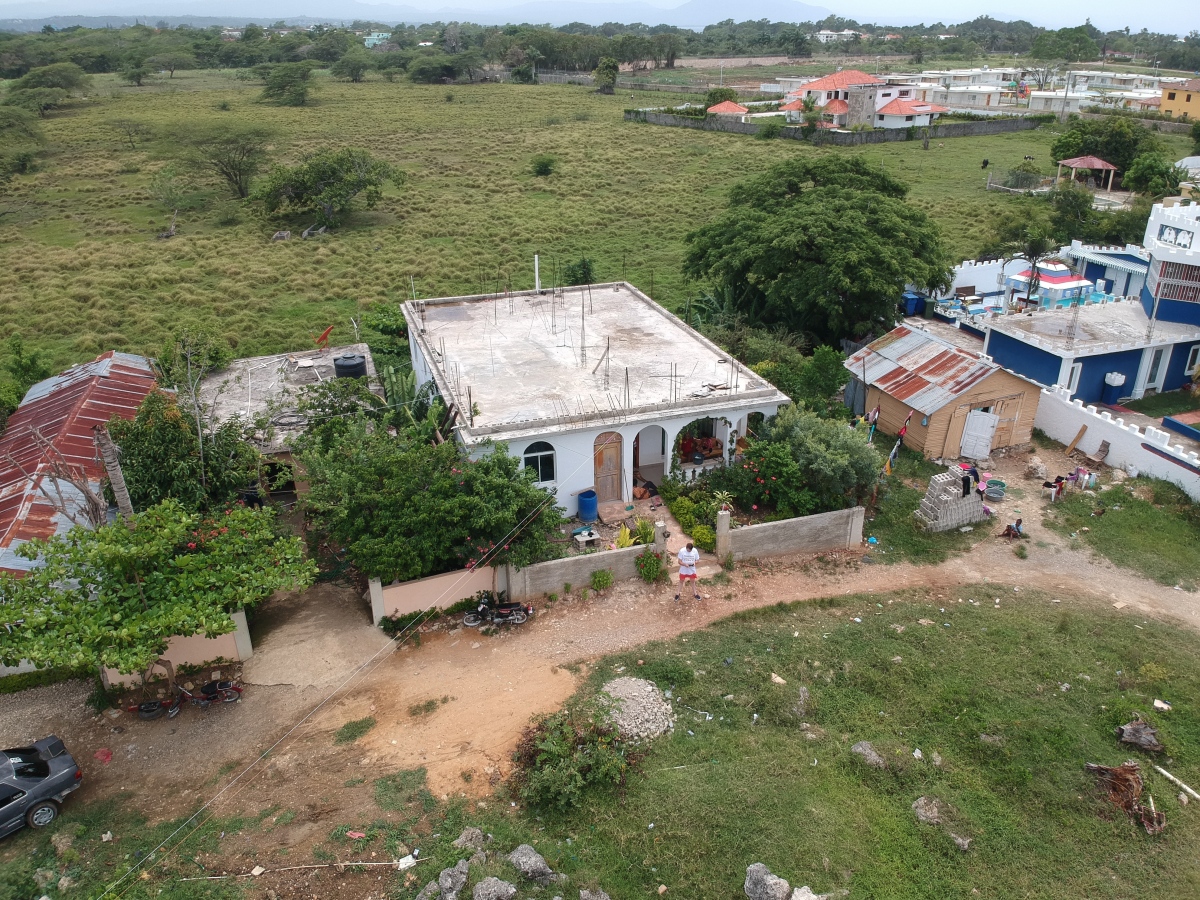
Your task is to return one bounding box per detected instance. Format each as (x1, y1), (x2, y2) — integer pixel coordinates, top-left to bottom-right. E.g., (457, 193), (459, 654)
(598, 677), (674, 741)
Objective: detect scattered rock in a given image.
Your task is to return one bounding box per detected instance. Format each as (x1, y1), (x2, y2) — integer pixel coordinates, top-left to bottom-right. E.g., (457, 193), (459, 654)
(912, 796), (943, 825)
(579, 891), (612, 900)
(1025, 457), (1047, 480)
(979, 733), (1005, 746)
(415, 882), (440, 900)
(453, 827), (486, 850)
(57, 875), (74, 892)
(770, 673), (787, 685)
(598, 678), (674, 741)
(34, 870), (56, 890)
(889, 624), (905, 633)
(508, 844), (556, 885)
(473, 877), (517, 900)
(917, 619), (935, 626)
(469, 850), (487, 868)
(791, 887), (849, 900)
(949, 833), (972, 851)
(1180, 792), (1189, 806)
(851, 741), (886, 769)
(51, 833), (74, 857)
(438, 859), (470, 899)
(744, 862), (791, 900)
(931, 752), (943, 767)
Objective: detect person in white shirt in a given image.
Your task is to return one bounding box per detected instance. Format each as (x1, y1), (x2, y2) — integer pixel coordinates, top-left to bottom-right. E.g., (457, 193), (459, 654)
(675, 541), (701, 602)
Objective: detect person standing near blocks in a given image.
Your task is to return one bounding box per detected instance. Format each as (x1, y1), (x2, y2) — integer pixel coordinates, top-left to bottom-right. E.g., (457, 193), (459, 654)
(675, 541), (701, 602)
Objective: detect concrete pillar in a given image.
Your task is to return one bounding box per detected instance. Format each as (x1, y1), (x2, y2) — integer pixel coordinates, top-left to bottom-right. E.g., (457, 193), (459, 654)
(368, 577), (385, 625)
(715, 509), (731, 560)
(231, 608), (253, 660)
(654, 520), (668, 554)
(621, 429), (636, 504)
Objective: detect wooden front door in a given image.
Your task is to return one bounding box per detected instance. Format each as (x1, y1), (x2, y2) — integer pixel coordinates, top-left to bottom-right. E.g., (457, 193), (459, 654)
(594, 432), (622, 503)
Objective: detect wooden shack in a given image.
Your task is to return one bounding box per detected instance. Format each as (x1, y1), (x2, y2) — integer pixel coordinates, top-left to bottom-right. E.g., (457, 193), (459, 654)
(844, 324), (1040, 460)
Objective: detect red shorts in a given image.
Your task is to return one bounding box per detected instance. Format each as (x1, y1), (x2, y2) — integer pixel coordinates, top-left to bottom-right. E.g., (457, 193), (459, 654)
(678, 572), (697, 581)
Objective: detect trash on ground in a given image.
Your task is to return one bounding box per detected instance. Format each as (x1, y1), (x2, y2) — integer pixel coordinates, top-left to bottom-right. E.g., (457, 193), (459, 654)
(1086, 761), (1166, 835)
(346, 831), (367, 839)
(1115, 717), (1164, 752)
(1153, 699), (1172, 711)
(93, 748), (112, 765)
(1154, 765), (1200, 802)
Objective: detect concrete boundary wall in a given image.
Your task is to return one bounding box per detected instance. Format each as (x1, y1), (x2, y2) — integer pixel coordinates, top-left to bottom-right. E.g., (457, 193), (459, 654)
(101, 609), (252, 688)
(624, 110), (1043, 145)
(368, 567), (495, 624)
(1078, 112), (1193, 134)
(1034, 386), (1200, 500)
(715, 507), (865, 562)
(506, 545), (646, 600)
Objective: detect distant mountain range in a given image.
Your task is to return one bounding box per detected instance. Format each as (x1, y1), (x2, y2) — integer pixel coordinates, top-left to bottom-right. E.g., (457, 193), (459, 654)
(0, 0), (834, 30)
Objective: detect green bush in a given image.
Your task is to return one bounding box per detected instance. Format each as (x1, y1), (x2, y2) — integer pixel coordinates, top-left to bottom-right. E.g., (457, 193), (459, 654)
(0, 666), (87, 695)
(635, 547), (666, 583)
(531, 154), (556, 176)
(335, 716), (376, 744)
(590, 568), (614, 592)
(379, 610), (427, 635)
(691, 524), (716, 552)
(755, 121), (783, 140)
(510, 708), (645, 809)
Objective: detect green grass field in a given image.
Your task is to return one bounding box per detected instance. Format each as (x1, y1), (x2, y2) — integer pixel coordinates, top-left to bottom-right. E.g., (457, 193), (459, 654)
(6, 70), (1188, 370)
(7, 587), (1199, 899)
(1123, 389), (1200, 419)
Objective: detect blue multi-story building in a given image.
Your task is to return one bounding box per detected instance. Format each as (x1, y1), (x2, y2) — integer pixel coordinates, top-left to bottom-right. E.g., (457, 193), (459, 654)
(983, 201), (1200, 405)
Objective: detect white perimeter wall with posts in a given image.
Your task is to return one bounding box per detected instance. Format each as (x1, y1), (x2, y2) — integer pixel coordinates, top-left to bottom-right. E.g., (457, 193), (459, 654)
(1034, 386), (1200, 500)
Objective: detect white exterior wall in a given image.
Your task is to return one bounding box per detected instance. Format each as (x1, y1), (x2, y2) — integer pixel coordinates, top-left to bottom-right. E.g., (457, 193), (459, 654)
(876, 112), (935, 127)
(1034, 386), (1200, 500)
(936, 258), (1027, 300)
(470, 405), (781, 517)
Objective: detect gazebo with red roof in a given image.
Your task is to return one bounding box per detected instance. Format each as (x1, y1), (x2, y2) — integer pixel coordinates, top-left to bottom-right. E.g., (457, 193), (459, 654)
(1056, 155), (1118, 191)
(707, 100), (749, 116)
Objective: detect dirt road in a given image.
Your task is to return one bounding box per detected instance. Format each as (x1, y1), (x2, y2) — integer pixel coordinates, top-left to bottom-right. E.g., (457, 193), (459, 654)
(1, 482), (1193, 867)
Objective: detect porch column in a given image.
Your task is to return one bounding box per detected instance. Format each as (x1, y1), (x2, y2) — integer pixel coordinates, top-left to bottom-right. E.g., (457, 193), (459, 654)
(662, 422), (683, 478)
(621, 428), (636, 504)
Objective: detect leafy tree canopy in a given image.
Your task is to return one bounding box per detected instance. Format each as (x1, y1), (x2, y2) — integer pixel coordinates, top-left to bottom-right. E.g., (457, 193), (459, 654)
(259, 61), (316, 106)
(1123, 153), (1186, 199)
(331, 46), (375, 82)
(13, 61), (92, 92)
(174, 123), (274, 199)
(761, 404), (881, 509)
(1030, 26), (1098, 63)
(1050, 116), (1159, 171)
(2, 87), (69, 117)
(592, 56), (619, 93)
(106, 390), (260, 512)
(704, 86), (738, 107)
(251, 147), (403, 228)
(299, 416), (563, 582)
(0, 501), (315, 675)
(684, 157), (951, 344)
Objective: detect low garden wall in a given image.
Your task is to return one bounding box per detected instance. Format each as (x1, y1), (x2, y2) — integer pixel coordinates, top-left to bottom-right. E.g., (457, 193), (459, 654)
(715, 506), (865, 561)
(101, 609), (253, 688)
(1162, 415), (1200, 443)
(504, 544), (647, 601)
(1034, 386), (1200, 500)
(624, 110), (1043, 145)
(368, 566), (496, 624)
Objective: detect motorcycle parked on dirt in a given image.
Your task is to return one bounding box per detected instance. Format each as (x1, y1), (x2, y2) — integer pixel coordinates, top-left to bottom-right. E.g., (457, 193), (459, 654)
(126, 680), (242, 720)
(463, 590), (533, 627)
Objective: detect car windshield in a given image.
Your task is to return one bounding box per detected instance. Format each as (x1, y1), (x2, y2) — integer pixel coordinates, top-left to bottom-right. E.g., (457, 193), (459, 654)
(4, 749), (49, 780)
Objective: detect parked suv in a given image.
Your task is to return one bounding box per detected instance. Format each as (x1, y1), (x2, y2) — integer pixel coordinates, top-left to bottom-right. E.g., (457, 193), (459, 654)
(1, 736), (82, 837)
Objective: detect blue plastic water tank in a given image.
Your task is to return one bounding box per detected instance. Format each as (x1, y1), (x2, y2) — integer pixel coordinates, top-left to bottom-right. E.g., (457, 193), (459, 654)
(578, 489), (598, 523)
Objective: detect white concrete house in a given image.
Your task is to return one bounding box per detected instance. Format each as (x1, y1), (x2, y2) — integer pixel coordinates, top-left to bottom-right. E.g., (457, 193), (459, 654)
(404, 284), (790, 517)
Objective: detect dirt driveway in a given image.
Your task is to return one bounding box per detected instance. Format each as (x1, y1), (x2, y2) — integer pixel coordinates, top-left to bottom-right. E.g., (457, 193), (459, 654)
(1, 456), (1195, 874)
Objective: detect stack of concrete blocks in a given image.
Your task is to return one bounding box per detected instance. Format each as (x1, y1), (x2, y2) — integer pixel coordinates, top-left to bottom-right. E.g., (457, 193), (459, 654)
(915, 468), (987, 533)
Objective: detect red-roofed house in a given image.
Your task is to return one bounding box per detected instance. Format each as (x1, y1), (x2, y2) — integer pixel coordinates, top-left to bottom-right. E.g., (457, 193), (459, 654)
(0, 351), (157, 575)
(873, 97), (950, 127)
(707, 100), (749, 116)
(791, 69), (882, 109)
(782, 96), (850, 127)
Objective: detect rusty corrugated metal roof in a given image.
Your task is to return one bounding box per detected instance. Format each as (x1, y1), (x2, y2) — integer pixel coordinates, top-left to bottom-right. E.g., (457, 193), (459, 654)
(0, 351), (157, 574)
(843, 325), (1002, 416)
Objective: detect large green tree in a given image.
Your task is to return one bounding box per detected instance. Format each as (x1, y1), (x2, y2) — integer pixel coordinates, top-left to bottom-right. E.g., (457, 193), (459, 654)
(106, 390), (260, 512)
(259, 61), (316, 106)
(299, 416), (563, 582)
(331, 47), (374, 83)
(684, 157), (952, 343)
(175, 123), (274, 199)
(1050, 116), (1159, 172)
(251, 147), (403, 227)
(11, 61), (92, 92)
(0, 501), (315, 676)
(1123, 153), (1186, 198)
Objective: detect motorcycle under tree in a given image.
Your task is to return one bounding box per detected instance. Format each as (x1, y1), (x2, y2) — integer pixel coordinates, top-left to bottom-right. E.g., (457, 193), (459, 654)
(463, 590), (533, 627)
(127, 679), (243, 720)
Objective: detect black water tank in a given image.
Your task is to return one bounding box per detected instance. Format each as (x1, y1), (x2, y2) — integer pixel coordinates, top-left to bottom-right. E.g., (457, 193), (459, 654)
(334, 353), (368, 379)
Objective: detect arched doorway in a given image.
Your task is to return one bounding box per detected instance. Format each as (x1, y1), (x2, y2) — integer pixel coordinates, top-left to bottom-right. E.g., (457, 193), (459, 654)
(633, 424), (666, 486)
(593, 432), (623, 503)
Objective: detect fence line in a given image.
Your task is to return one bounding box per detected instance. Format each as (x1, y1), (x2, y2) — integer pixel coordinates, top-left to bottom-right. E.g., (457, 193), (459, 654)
(624, 110), (1044, 145)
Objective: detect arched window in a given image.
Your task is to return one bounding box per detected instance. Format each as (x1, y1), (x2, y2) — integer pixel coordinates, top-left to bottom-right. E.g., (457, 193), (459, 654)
(523, 441), (555, 484)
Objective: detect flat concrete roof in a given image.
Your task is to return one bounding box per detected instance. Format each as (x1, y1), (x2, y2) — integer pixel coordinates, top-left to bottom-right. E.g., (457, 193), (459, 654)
(988, 301), (1200, 357)
(199, 344), (379, 453)
(404, 283), (789, 445)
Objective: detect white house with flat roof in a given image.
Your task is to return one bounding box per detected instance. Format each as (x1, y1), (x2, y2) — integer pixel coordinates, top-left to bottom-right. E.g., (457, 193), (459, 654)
(403, 283), (790, 517)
